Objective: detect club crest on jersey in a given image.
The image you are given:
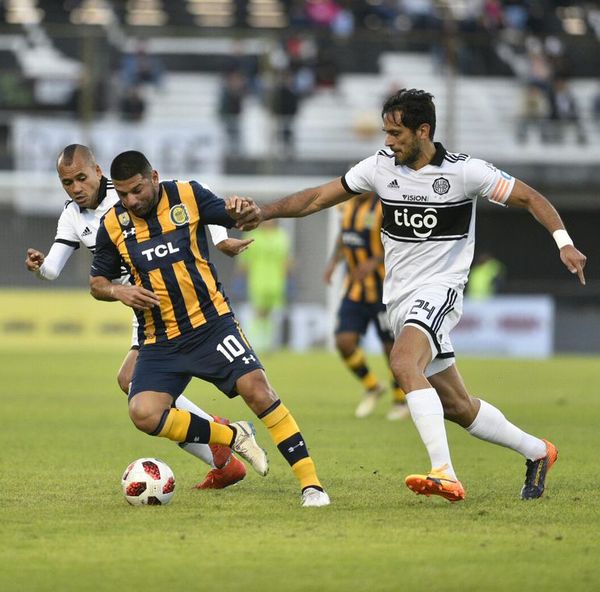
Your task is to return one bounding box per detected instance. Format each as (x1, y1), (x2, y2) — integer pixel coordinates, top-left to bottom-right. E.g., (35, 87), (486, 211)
(118, 212), (131, 226)
(432, 177), (450, 195)
(169, 204), (189, 226)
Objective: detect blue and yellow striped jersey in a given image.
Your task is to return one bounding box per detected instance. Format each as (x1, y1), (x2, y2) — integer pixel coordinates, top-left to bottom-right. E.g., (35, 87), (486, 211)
(340, 193), (385, 304)
(92, 180), (234, 345)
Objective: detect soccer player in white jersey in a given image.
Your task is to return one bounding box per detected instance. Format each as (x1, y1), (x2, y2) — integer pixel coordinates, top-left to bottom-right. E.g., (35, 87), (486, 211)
(25, 144), (254, 490)
(228, 89), (587, 502)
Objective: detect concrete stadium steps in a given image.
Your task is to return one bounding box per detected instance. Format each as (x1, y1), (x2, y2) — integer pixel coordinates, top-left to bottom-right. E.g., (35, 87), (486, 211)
(144, 73), (221, 122)
(142, 54), (600, 162)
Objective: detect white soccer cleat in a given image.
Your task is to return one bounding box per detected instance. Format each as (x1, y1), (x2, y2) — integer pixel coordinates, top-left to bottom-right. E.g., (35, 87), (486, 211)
(301, 487), (331, 508)
(229, 421), (269, 477)
(355, 384), (386, 418)
(386, 402), (410, 421)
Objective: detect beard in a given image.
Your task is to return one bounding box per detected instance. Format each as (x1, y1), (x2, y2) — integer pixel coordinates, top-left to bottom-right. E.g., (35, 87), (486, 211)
(395, 140), (421, 167)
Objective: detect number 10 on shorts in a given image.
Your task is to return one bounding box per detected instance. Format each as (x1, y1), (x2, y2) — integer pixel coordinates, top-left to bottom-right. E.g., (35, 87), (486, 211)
(216, 334), (254, 364)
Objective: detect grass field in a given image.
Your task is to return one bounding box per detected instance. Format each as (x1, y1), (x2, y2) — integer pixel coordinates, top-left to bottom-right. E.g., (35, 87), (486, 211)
(1, 341), (599, 591)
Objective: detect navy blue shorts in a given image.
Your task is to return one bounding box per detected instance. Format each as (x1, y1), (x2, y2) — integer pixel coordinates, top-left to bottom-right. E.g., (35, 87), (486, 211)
(335, 298), (394, 343)
(129, 315), (263, 400)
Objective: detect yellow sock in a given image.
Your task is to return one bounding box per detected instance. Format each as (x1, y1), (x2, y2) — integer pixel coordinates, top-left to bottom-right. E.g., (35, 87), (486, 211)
(260, 401), (322, 491)
(209, 421), (235, 446)
(154, 408), (233, 445)
(156, 408), (191, 441)
(345, 349), (379, 390)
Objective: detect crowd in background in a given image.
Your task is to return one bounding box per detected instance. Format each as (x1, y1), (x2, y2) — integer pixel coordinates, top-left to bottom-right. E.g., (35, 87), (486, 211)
(0, 0), (599, 158)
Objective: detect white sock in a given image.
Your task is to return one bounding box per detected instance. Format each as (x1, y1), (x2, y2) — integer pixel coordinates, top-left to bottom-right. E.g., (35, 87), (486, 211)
(466, 399), (546, 460)
(175, 395), (213, 421)
(406, 388), (457, 478)
(174, 395), (215, 467)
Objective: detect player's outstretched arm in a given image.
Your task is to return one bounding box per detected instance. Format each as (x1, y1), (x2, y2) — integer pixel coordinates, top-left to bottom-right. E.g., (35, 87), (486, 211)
(227, 178), (354, 231)
(506, 179), (587, 285)
(25, 242), (76, 281)
(90, 276), (161, 310)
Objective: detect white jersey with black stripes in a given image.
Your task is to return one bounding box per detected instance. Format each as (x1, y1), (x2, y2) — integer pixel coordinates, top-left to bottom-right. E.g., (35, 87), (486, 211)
(342, 143), (515, 307)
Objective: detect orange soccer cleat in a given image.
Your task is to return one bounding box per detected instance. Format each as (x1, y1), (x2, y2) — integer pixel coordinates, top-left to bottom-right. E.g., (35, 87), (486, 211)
(195, 455), (247, 490)
(405, 465), (465, 502)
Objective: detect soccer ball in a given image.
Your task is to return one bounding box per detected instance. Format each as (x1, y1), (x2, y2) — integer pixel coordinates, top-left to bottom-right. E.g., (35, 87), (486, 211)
(121, 458), (176, 506)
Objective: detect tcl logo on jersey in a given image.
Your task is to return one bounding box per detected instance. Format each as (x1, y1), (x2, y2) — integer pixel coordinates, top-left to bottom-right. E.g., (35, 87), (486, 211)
(393, 207), (438, 238)
(141, 242), (180, 261)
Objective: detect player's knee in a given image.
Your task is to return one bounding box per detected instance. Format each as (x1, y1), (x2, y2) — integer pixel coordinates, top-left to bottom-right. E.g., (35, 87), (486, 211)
(389, 356), (419, 391)
(335, 334), (357, 357)
(128, 397), (163, 434)
(236, 370), (278, 415)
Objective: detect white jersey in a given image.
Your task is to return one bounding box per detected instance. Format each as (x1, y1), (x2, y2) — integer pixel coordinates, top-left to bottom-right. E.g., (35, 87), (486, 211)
(39, 177), (229, 282)
(342, 143), (515, 306)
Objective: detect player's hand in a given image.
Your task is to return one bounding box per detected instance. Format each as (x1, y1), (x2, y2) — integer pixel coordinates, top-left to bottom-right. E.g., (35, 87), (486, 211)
(216, 237), (254, 257)
(25, 248), (45, 272)
(350, 258), (380, 281)
(323, 261), (336, 284)
(114, 285), (161, 310)
(225, 195), (263, 230)
(560, 245), (587, 285)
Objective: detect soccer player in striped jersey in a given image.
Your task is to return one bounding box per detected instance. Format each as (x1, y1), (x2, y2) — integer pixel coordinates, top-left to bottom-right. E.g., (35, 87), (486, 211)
(324, 193), (407, 420)
(229, 88), (587, 502)
(25, 144), (252, 490)
(90, 150), (329, 507)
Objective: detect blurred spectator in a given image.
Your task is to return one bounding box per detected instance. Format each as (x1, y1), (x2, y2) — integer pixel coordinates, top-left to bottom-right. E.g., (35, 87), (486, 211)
(315, 46), (338, 90)
(525, 37), (552, 94)
(271, 70), (301, 157)
(120, 41), (163, 89)
(548, 78), (587, 144)
(226, 41), (263, 98)
(119, 85), (146, 122)
(305, 0), (341, 29)
(503, 0), (529, 33)
(331, 2), (355, 39)
(400, 0), (436, 31)
(517, 83), (550, 143)
(219, 71), (247, 155)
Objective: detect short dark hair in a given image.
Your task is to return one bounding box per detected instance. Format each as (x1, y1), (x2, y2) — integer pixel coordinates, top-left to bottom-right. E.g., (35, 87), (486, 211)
(110, 150), (153, 181)
(56, 144), (96, 169)
(381, 89), (436, 139)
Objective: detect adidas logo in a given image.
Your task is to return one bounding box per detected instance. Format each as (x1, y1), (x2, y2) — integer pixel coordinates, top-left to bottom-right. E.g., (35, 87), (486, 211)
(387, 179), (400, 188)
(81, 226), (92, 237)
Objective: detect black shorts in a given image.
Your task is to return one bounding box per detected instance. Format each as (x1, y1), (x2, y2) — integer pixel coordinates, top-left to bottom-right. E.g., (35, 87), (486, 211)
(335, 297), (394, 343)
(129, 315), (263, 400)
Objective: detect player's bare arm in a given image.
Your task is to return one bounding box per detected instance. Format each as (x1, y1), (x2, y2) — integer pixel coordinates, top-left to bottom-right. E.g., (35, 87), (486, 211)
(351, 256), (384, 282)
(323, 233), (344, 284)
(216, 237), (254, 257)
(25, 248), (45, 272)
(227, 178), (354, 231)
(90, 276), (161, 310)
(506, 179), (587, 285)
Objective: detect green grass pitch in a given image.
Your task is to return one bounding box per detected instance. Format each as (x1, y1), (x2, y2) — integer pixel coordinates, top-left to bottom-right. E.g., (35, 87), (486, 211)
(1, 342), (599, 591)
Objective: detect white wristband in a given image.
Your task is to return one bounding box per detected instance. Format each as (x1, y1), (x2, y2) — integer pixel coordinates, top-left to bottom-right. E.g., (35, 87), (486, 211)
(552, 229), (573, 250)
